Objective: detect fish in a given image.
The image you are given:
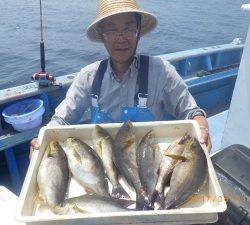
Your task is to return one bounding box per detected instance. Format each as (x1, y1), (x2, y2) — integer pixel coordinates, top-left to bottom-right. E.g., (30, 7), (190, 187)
(113, 121), (148, 210)
(60, 137), (109, 197)
(137, 130), (162, 207)
(37, 141), (69, 210)
(92, 125), (130, 199)
(164, 137), (208, 209)
(54, 195), (132, 215)
(152, 134), (191, 206)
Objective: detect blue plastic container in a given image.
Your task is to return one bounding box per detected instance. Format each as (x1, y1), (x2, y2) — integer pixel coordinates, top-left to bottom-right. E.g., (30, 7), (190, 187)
(2, 99), (45, 132)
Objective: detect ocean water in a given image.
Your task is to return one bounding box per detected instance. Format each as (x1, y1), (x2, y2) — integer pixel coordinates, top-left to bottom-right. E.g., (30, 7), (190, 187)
(0, 0), (249, 89)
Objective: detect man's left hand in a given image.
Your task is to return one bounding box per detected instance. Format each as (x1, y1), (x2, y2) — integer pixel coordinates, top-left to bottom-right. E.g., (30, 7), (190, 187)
(192, 115), (212, 153)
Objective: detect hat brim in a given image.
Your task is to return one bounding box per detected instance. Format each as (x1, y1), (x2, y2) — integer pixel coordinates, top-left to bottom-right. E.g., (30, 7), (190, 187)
(86, 10), (157, 42)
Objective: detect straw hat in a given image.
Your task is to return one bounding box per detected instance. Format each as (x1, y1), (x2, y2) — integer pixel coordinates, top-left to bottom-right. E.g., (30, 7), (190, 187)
(87, 0), (157, 42)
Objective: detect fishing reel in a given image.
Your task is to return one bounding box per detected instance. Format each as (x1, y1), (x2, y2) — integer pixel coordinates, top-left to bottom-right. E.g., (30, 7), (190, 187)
(33, 0), (56, 87)
(32, 71), (55, 87)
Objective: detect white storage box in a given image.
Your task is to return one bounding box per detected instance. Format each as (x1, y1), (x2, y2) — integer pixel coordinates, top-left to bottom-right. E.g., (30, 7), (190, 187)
(16, 121), (227, 225)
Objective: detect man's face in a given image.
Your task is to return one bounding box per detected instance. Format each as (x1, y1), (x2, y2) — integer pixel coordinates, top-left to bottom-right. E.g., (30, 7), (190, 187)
(99, 13), (139, 64)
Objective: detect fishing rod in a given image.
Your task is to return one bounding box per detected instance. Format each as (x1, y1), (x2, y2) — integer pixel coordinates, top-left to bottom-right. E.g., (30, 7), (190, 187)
(32, 0), (55, 86)
(39, 0), (45, 73)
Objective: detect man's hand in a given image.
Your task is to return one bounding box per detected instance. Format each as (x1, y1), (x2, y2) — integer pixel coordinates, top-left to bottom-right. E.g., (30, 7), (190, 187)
(29, 138), (40, 159)
(192, 115), (212, 153)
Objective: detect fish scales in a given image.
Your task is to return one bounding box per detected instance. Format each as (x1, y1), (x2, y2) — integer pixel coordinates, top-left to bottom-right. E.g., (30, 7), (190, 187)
(164, 138), (208, 209)
(93, 125), (130, 199)
(137, 130), (162, 202)
(37, 141), (69, 209)
(60, 137), (109, 197)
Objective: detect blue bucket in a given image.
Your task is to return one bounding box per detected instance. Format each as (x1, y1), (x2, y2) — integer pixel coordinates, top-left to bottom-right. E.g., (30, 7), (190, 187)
(2, 99), (45, 132)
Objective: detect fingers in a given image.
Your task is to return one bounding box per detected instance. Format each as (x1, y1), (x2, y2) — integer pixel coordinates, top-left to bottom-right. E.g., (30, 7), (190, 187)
(199, 129), (212, 153)
(29, 138), (40, 160)
(199, 129), (207, 144)
(206, 135), (212, 153)
(192, 116), (212, 153)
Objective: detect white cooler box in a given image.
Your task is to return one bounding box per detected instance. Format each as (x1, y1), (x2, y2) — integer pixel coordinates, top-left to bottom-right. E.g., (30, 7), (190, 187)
(16, 120), (227, 225)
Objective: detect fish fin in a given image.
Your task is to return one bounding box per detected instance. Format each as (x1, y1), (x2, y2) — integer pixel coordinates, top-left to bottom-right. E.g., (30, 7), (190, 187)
(157, 167), (160, 175)
(45, 144), (52, 158)
(84, 186), (94, 194)
(145, 130), (153, 135)
(165, 144), (172, 152)
(72, 203), (89, 214)
(111, 184), (131, 200)
(114, 198), (135, 207)
(34, 191), (45, 205)
(95, 141), (103, 158)
(50, 204), (69, 215)
(34, 191), (49, 213)
(121, 139), (134, 152)
(52, 202), (89, 215)
(71, 148), (82, 165)
(151, 190), (165, 208)
(149, 133), (158, 161)
(178, 132), (191, 145)
(151, 143), (160, 161)
(136, 144), (141, 168)
(163, 153), (187, 162)
(186, 138), (196, 150)
(144, 130), (154, 140)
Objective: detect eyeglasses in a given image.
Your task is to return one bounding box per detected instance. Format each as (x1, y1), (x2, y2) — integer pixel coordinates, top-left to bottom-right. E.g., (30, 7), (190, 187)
(102, 27), (139, 40)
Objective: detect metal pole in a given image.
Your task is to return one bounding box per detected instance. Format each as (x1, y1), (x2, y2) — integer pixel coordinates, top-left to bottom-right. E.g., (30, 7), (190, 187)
(39, 0), (45, 72)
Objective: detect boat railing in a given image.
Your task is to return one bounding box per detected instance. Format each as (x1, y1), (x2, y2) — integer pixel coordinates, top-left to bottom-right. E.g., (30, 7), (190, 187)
(160, 42), (243, 79)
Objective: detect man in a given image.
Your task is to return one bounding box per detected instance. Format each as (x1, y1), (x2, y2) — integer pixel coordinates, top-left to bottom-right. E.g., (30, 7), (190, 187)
(30, 0), (211, 154)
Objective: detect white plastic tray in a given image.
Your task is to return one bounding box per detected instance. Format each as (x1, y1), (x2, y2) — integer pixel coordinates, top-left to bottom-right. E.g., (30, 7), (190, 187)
(16, 120), (227, 225)
(0, 186), (25, 225)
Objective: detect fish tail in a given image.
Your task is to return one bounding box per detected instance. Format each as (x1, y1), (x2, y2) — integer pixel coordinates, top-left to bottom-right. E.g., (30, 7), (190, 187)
(111, 184), (131, 200)
(136, 192), (154, 210)
(35, 192), (49, 213)
(51, 203), (89, 215)
(34, 190), (48, 212)
(164, 198), (177, 209)
(163, 201), (172, 209)
(37, 204), (50, 213)
(51, 204), (70, 215)
(151, 190), (165, 207)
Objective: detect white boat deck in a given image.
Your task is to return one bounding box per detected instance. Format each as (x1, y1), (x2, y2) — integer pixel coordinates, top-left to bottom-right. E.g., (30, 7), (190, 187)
(208, 110), (228, 154)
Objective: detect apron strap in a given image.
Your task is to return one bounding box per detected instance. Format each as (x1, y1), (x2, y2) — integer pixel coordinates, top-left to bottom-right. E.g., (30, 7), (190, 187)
(91, 56), (149, 108)
(91, 59), (109, 101)
(135, 55), (149, 108)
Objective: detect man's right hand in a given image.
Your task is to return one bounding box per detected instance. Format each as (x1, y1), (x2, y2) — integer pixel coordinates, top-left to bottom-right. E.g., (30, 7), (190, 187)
(29, 138), (40, 159)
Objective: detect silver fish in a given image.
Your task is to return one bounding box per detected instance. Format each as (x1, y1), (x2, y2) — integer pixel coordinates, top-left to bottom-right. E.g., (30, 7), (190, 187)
(164, 137), (208, 209)
(55, 195), (132, 215)
(37, 141), (69, 210)
(137, 130), (162, 205)
(113, 121), (148, 210)
(152, 134), (191, 205)
(60, 138), (109, 197)
(93, 125), (130, 199)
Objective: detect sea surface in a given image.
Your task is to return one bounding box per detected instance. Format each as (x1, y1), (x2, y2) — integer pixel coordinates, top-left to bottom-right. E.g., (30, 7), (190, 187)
(0, 0), (249, 89)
